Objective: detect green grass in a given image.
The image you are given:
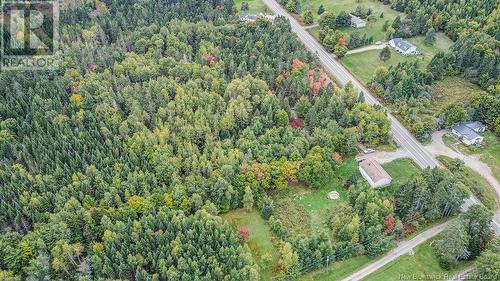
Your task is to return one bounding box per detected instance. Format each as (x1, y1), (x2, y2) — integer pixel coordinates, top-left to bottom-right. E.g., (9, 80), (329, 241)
(424, 77), (482, 117)
(273, 158), (359, 236)
(442, 132), (500, 183)
(363, 236), (473, 281)
(341, 32), (452, 85)
(438, 155), (499, 210)
(382, 158), (420, 189)
(374, 141), (398, 152)
(222, 209), (279, 280)
(342, 48), (422, 84)
(235, 0), (269, 14)
(297, 255), (372, 281)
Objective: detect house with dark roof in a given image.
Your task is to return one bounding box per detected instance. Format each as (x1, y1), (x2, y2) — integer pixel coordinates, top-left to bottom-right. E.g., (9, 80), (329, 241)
(451, 122), (486, 146)
(389, 38), (417, 55)
(359, 158), (392, 188)
(463, 121), (487, 133)
(350, 14), (366, 28)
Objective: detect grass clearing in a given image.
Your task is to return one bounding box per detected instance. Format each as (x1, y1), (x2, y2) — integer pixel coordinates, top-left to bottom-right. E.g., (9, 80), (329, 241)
(235, 0), (269, 14)
(424, 77), (482, 117)
(341, 32), (452, 85)
(221, 209), (279, 280)
(273, 158), (359, 236)
(380, 158), (420, 194)
(363, 236), (473, 281)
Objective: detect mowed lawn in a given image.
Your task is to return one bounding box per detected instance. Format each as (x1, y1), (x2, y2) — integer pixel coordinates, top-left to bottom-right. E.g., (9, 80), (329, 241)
(273, 158), (359, 236)
(363, 236), (473, 281)
(380, 158), (420, 195)
(342, 33), (453, 84)
(221, 209), (278, 280)
(235, 0), (269, 14)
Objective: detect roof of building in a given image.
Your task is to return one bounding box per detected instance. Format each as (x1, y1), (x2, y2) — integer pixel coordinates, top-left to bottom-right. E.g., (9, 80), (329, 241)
(391, 38), (416, 52)
(350, 14), (366, 25)
(464, 121), (486, 131)
(452, 124), (482, 140)
(240, 13), (261, 21)
(240, 13), (276, 22)
(359, 158), (391, 183)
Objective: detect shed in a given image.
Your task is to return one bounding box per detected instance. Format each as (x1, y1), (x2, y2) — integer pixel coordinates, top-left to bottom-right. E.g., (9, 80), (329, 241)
(359, 158), (392, 188)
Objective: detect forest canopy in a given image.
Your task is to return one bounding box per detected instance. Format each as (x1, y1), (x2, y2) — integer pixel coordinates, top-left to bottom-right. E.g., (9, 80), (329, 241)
(0, 1), (391, 280)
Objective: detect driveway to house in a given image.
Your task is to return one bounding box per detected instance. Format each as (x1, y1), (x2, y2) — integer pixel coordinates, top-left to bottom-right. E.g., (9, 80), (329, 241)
(341, 222), (449, 281)
(304, 23), (318, 30)
(426, 130), (500, 233)
(426, 130), (500, 194)
(346, 43), (388, 55)
(448, 267), (475, 281)
(355, 148), (408, 164)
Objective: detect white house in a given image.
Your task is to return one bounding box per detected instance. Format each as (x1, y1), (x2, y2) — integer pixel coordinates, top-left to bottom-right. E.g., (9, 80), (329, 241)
(350, 14), (366, 28)
(240, 13), (276, 23)
(451, 124), (484, 146)
(451, 121), (487, 146)
(389, 38), (417, 55)
(359, 158), (392, 188)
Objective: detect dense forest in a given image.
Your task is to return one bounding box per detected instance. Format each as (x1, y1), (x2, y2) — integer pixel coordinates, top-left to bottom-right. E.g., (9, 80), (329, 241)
(0, 1), (394, 280)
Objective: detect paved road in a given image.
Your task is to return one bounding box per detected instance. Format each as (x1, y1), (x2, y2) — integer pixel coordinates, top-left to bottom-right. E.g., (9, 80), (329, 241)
(263, 0), (439, 169)
(340, 223), (449, 281)
(263, 0), (500, 234)
(262, 1), (500, 280)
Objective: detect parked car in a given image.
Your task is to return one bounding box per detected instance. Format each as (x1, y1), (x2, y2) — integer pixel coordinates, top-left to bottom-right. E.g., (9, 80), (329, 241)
(363, 148), (376, 154)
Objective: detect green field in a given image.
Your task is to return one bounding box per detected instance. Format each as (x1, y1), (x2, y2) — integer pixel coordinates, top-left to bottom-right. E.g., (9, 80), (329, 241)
(380, 158), (420, 195)
(442, 132), (500, 183)
(341, 33), (453, 84)
(423, 77), (482, 117)
(235, 0), (268, 14)
(273, 158), (358, 236)
(222, 209), (279, 280)
(363, 236), (473, 281)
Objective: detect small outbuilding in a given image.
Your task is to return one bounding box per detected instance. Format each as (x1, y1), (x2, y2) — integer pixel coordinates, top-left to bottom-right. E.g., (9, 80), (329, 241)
(359, 158), (392, 188)
(389, 38), (417, 55)
(350, 14), (366, 28)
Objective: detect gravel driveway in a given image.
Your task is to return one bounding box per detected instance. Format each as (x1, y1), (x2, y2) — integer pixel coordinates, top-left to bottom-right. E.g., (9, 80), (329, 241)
(425, 130), (500, 198)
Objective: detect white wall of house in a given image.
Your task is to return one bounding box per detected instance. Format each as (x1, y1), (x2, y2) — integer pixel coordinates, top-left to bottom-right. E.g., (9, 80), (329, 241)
(452, 129), (484, 146)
